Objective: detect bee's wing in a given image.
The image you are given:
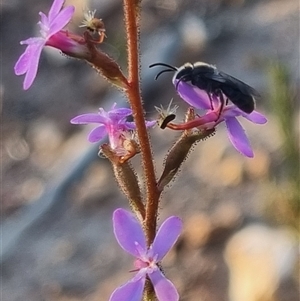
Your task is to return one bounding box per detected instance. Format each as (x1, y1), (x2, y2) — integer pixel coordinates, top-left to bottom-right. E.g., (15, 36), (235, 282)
(208, 71), (260, 97)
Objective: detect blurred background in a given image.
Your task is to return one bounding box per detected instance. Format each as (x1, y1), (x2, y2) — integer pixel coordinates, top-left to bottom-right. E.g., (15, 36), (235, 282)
(1, 0), (299, 300)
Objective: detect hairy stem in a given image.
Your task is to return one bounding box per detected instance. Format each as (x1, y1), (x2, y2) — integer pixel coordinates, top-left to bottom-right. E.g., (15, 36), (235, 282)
(123, 0), (160, 245)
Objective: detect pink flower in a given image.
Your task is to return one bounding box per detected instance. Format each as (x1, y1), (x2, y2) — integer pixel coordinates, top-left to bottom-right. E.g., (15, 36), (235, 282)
(175, 80), (267, 157)
(14, 0), (75, 89)
(110, 208), (182, 301)
(70, 103), (156, 155)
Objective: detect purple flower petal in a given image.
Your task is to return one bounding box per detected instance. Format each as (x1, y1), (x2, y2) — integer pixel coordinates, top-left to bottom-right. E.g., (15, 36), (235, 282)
(15, 38), (42, 75)
(39, 13), (49, 30)
(14, 40), (45, 90)
(145, 120), (157, 128)
(48, 0), (64, 21)
(23, 45), (45, 90)
(49, 6), (75, 36)
(125, 120), (156, 130)
(70, 113), (107, 124)
(88, 125), (106, 142)
(242, 110), (267, 124)
(109, 107), (133, 118)
(174, 81), (211, 110)
(109, 276), (145, 301)
(225, 117), (254, 157)
(149, 269), (179, 301)
(124, 122), (137, 130)
(113, 209), (146, 258)
(152, 216), (182, 261)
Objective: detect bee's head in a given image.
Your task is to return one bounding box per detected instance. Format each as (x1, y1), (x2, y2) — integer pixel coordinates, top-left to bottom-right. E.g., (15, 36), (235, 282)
(174, 63), (194, 82)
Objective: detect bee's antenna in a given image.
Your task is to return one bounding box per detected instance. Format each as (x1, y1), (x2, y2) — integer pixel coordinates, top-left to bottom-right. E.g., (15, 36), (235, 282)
(149, 63), (177, 70)
(149, 63), (178, 80)
(154, 69), (175, 80)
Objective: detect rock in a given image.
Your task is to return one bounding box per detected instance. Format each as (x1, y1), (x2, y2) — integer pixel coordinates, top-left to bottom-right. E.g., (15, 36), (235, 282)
(224, 224), (297, 301)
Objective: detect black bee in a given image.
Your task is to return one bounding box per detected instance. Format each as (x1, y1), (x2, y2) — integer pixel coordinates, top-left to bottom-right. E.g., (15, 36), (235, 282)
(149, 62), (260, 114)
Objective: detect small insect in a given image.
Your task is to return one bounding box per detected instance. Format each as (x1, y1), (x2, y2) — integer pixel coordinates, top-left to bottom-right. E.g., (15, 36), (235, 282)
(149, 62), (260, 114)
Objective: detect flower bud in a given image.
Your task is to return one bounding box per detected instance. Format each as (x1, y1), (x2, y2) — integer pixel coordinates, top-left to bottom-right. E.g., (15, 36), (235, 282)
(157, 108), (215, 190)
(101, 144), (145, 220)
(157, 129), (215, 190)
(84, 34), (129, 89)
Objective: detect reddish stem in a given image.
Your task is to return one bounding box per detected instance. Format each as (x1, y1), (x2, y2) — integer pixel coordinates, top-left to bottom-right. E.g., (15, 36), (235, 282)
(123, 0), (160, 244)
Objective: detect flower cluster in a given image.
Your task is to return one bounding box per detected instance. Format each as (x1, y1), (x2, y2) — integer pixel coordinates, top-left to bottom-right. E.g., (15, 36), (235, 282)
(110, 209), (182, 301)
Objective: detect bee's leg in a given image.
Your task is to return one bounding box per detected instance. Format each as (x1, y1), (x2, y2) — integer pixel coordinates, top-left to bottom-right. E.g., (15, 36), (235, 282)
(207, 92), (214, 110)
(205, 83), (215, 110)
(216, 89), (225, 120)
